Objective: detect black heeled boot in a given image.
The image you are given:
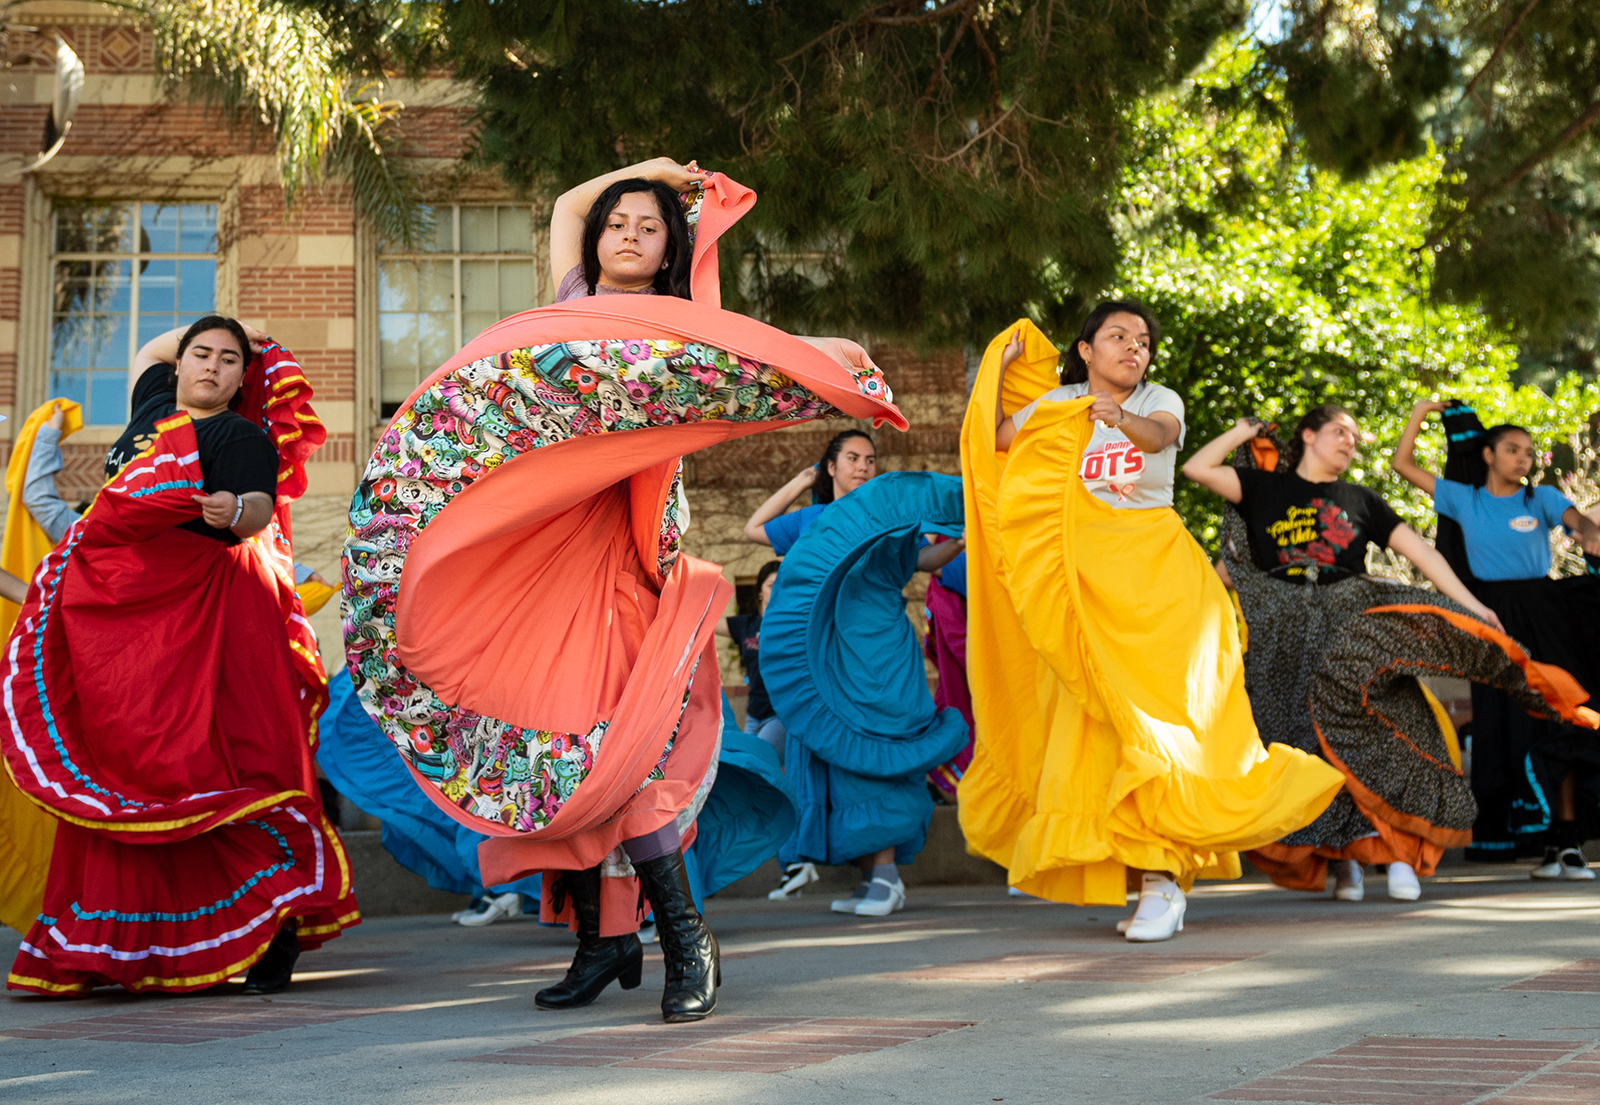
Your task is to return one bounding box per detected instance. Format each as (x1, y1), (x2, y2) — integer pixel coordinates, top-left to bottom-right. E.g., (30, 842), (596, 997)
(634, 848), (720, 1022)
(535, 865), (643, 1010)
(242, 918), (299, 995)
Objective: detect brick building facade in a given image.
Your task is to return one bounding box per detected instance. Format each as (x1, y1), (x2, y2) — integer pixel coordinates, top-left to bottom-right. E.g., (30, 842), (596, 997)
(0, 2), (968, 689)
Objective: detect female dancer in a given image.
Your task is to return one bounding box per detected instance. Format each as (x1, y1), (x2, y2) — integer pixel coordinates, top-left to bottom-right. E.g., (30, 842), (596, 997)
(344, 162), (902, 1022)
(5, 315), (356, 994)
(960, 306), (1343, 942)
(1393, 401), (1600, 879)
(1186, 408), (1593, 901)
(744, 429), (877, 552)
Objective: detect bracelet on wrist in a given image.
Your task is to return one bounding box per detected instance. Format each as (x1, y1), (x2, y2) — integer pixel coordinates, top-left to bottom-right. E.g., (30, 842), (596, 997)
(229, 494), (245, 529)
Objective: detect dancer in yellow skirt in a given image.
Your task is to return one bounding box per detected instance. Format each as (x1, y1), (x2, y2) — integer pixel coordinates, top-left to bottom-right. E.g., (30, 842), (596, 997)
(957, 303), (1343, 941)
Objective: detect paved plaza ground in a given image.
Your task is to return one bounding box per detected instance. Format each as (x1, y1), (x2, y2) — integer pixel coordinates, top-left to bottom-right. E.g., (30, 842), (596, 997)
(1, 864), (1598, 1104)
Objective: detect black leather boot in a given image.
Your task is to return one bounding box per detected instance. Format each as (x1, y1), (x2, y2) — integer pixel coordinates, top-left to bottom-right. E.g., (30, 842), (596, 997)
(242, 918), (299, 995)
(535, 865), (643, 1010)
(634, 848), (720, 1022)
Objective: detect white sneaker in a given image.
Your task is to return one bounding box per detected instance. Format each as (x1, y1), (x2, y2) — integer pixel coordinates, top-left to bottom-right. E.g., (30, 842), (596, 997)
(768, 862), (820, 900)
(1124, 876), (1185, 942)
(854, 878), (906, 917)
(831, 883), (870, 914)
(1386, 862), (1422, 901)
(1333, 860), (1364, 901)
(1558, 848), (1597, 881)
(1531, 847), (1564, 879)
(456, 890), (522, 927)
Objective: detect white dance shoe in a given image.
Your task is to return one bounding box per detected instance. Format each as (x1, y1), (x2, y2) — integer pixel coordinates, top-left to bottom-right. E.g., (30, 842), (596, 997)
(1124, 875), (1185, 942)
(769, 862), (820, 899)
(1333, 860), (1364, 901)
(854, 878), (907, 917)
(1386, 861), (1421, 901)
(1532, 847), (1596, 881)
(455, 890), (523, 927)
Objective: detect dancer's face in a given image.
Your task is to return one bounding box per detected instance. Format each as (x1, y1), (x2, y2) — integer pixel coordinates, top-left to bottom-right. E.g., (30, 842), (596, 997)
(175, 329), (246, 415)
(828, 437), (876, 499)
(596, 192), (671, 289)
(1078, 312), (1151, 393)
(1301, 413), (1360, 476)
(1484, 431), (1535, 484)
(758, 574), (775, 614)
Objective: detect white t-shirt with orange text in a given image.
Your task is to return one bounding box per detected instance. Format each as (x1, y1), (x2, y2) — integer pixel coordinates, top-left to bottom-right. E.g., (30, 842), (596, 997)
(1012, 380), (1186, 510)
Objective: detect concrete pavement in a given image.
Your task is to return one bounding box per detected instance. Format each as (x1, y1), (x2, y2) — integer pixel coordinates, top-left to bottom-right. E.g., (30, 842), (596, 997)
(2, 865), (1598, 1104)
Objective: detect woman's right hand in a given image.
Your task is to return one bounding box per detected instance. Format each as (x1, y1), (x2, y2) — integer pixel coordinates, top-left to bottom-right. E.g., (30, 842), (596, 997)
(643, 157), (707, 192)
(1412, 399), (1447, 419)
(1232, 418), (1262, 437)
(790, 465), (819, 491)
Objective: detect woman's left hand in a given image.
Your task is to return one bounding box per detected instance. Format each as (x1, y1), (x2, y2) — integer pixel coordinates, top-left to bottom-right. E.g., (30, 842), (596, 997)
(239, 322), (270, 357)
(193, 490), (243, 530)
(809, 336), (877, 373)
(1086, 391), (1123, 428)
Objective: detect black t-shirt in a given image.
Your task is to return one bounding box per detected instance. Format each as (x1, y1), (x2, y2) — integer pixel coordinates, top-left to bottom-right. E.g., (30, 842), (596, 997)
(104, 365), (279, 544)
(1235, 468), (1403, 583)
(726, 613), (772, 721)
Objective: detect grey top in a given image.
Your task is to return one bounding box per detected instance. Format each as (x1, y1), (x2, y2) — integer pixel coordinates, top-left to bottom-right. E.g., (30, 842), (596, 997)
(22, 424), (79, 544)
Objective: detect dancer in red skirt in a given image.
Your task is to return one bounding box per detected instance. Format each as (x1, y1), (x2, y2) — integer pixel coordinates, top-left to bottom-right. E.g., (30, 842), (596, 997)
(3, 316), (357, 996)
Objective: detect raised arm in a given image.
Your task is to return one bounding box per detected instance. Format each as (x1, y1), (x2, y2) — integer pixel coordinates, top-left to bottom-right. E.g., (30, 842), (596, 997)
(1181, 419), (1261, 504)
(916, 536), (966, 573)
(993, 329), (1025, 451)
(1391, 400), (1445, 495)
(548, 157), (707, 286)
(129, 320), (269, 392)
(743, 467), (819, 546)
(1386, 523), (1505, 632)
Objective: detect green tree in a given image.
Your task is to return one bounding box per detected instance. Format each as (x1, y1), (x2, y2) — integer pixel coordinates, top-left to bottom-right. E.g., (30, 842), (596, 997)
(1108, 39), (1600, 545)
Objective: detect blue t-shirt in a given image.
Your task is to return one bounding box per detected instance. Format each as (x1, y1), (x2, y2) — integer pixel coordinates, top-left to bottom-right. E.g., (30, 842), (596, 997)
(1432, 477), (1572, 581)
(937, 550), (967, 596)
(764, 503), (827, 556)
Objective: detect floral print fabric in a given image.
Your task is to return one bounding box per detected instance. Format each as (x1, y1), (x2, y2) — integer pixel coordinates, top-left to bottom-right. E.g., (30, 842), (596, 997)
(344, 335), (889, 833)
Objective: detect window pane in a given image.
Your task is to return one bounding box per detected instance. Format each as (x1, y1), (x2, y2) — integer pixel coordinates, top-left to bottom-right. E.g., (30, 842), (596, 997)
(89, 372), (127, 426)
(418, 260), (453, 312)
(140, 204), (179, 254)
(498, 206), (532, 253)
(54, 204), (132, 254)
(418, 313), (455, 369)
(460, 260), (496, 314)
(421, 207), (452, 252)
(139, 313), (173, 350)
(176, 259), (216, 314)
(50, 371), (87, 410)
(462, 313), (498, 344)
(378, 313), (418, 371)
(141, 259), (177, 314)
(460, 207), (497, 253)
(50, 317), (90, 368)
(90, 315), (130, 369)
(177, 204), (218, 253)
(499, 261), (535, 312)
(378, 261), (418, 312)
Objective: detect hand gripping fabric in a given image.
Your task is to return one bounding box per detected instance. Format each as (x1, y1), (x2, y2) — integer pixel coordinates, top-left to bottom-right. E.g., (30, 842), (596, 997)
(342, 173), (902, 935)
(956, 320), (1345, 906)
(760, 471), (970, 865)
(3, 411), (356, 994)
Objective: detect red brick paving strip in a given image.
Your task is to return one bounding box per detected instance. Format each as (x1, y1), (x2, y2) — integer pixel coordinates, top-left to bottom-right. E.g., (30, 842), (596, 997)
(1504, 959), (1600, 993)
(1212, 1037), (1596, 1104)
(886, 952), (1259, 982)
(0, 1000), (380, 1045)
(457, 1016), (973, 1074)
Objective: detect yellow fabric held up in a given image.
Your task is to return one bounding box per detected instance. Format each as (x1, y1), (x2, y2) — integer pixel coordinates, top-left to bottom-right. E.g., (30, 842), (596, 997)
(956, 320), (1343, 906)
(296, 578), (337, 616)
(0, 398), (81, 934)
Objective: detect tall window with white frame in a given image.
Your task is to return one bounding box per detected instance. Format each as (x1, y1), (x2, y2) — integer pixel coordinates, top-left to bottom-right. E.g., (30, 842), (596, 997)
(377, 204), (538, 417)
(49, 202), (218, 426)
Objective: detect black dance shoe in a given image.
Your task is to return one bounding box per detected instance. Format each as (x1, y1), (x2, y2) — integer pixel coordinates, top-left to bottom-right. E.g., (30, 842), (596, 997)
(535, 865), (644, 1010)
(634, 848), (720, 1022)
(241, 918), (299, 995)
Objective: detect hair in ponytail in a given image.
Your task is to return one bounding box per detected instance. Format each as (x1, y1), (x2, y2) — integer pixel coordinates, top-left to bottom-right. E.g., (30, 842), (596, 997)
(812, 430), (874, 504)
(1284, 403), (1354, 471)
(1061, 299), (1161, 384)
(1481, 423), (1536, 504)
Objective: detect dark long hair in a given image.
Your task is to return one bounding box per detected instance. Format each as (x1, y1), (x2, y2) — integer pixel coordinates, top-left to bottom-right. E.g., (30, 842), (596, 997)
(580, 180), (692, 299)
(1061, 299), (1162, 384)
(1481, 423), (1536, 504)
(175, 314), (252, 410)
(1284, 403), (1354, 471)
(812, 430), (874, 505)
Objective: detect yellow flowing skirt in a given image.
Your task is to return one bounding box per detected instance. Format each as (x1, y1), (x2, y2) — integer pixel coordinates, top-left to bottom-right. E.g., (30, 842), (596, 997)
(956, 321), (1342, 905)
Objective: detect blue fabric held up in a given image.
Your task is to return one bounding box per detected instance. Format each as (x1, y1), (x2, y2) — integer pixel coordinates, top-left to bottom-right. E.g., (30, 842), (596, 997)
(761, 471), (969, 866)
(316, 674), (542, 901)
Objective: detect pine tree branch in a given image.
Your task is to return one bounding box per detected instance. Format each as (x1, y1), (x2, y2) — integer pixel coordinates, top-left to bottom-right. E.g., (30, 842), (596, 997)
(916, 13), (969, 113)
(1459, 0), (1541, 105)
